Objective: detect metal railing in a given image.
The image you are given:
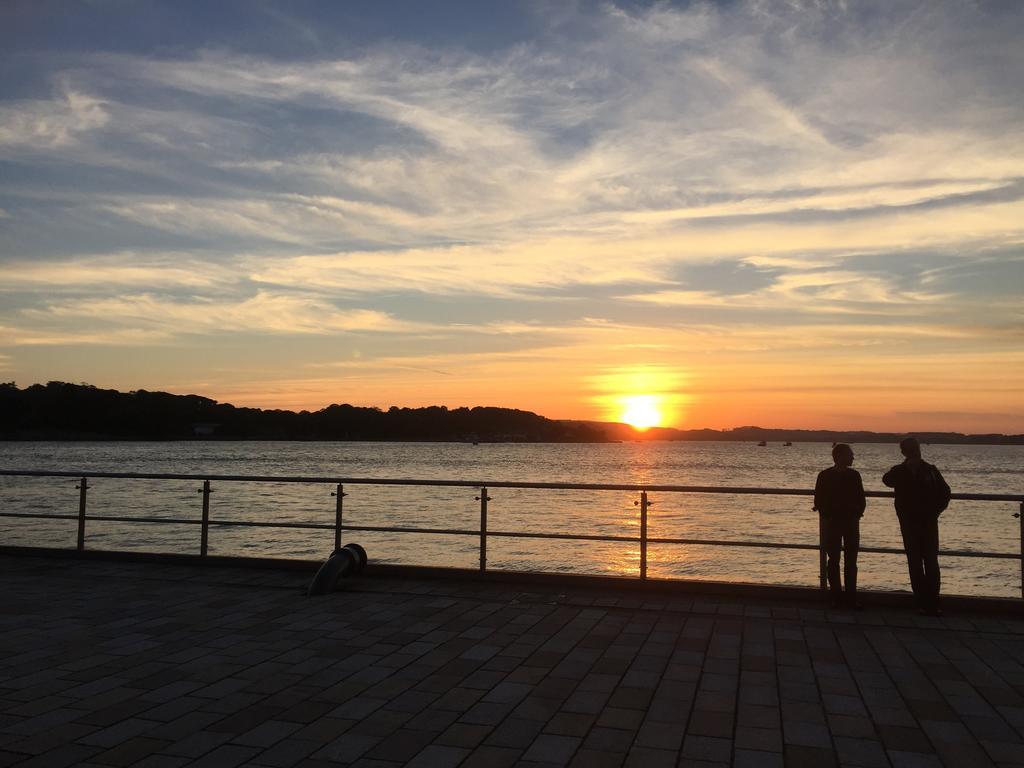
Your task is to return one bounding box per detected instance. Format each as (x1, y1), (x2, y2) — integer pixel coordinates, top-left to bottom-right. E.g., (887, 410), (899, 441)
(1, 469), (1022, 597)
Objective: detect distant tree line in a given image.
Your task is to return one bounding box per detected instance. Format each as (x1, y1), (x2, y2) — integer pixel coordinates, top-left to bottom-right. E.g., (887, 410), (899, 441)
(0, 382), (608, 442)
(1, 382), (1020, 444)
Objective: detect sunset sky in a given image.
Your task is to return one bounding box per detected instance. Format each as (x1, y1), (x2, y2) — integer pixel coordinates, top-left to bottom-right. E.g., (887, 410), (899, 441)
(2, 1), (1022, 432)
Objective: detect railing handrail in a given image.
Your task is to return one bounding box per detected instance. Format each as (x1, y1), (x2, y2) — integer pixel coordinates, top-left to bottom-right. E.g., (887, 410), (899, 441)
(1, 468), (1020, 502)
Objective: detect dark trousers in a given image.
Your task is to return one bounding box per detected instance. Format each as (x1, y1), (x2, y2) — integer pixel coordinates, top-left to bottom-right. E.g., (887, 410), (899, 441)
(898, 514), (940, 610)
(823, 514), (859, 601)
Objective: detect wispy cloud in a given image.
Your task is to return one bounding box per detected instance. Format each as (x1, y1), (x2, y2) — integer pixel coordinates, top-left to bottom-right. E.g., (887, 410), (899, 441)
(0, 87), (109, 151)
(17, 291), (432, 342)
(0, 253), (235, 290)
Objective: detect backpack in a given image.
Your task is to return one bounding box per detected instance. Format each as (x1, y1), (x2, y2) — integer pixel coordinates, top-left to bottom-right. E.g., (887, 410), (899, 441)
(926, 465), (951, 515)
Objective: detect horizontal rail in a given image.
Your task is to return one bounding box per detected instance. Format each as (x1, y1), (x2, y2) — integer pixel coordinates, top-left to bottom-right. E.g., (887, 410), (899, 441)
(488, 530), (640, 543)
(329, 523), (480, 537)
(204, 519), (336, 531)
(648, 536), (1021, 559)
(0, 468), (1021, 501)
(2, 512), (1017, 560)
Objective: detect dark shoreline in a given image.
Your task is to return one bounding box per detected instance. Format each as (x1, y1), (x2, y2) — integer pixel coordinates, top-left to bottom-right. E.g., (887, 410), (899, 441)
(3, 382), (1022, 445)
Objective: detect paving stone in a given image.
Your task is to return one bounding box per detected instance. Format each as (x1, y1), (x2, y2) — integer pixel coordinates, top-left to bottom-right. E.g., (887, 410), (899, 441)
(887, 750), (944, 768)
(459, 701), (514, 725)
(460, 744), (521, 767)
(312, 731), (381, 763)
(13, 744), (102, 768)
(623, 746), (677, 767)
(687, 709), (733, 737)
(784, 744), (838, 767)
(569, 747), (624, 768)
(982, 740), (1024, 763)
(292, 715), (355, 743)
(436, 722), (493, 748)
(485, 716), (546, 749)
(738, 704), (780, 730)
(634, 720), (683, 751)
(937, 741), (1001, 767)
(583, 726), (635, 753)
(77, 720), (158, 749)
(162, 729), (233, 758)
(563, 690), (611, 714)
(544, 712), (594, 737)
(597, 707), (645, 731)
(91, 737), (171, 766)
(834, 736), (889, 767)
(682, 735), (732, 762)
(877, 725), (934, 753)
(247, 737), (321, 766)
(189, 745), (261, 767)
(735, 726), (782, 752)
(783, 720), (832, 748)
(828, 714), (875, 739)
(131, 757), (190, 768)
(522, 733), (582, 764)
(823, 694), (868, 717)
(514, 696), (564, 721)
(405, 744), (471, 767)
(4, 723), (97, 755)
(962, 716), (1020, 742)
(483, 682), (533, 705)
(870, 706), (918, 728)
(734, 749), (784, 768)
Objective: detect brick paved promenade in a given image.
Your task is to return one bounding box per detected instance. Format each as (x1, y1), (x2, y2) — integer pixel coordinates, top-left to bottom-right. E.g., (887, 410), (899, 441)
(1, 555), (1022, 768)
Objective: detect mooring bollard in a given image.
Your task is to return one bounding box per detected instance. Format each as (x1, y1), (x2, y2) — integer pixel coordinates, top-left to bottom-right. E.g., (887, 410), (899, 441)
(307, 543), (368, 596)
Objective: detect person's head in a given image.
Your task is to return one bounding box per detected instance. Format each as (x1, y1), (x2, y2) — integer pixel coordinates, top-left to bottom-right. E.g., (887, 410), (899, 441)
(900, 436), (921, 460)
(832, 443), (854, 468)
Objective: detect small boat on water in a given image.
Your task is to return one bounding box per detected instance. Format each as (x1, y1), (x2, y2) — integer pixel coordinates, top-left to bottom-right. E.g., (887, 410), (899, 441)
(757, 440), (767, 446)
(783, 441), (792, 446)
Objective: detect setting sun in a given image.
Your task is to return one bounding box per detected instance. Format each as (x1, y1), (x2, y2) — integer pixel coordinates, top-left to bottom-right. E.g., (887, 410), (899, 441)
(621, 395), (662, 430)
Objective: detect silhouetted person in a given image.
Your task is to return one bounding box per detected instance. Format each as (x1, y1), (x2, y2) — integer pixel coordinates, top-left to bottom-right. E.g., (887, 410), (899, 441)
(814, 443), (866, 609)
(883, 437), (951, 616)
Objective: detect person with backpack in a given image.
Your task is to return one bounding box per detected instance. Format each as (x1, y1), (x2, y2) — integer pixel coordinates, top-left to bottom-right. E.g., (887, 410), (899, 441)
(883, 437), (951, 616)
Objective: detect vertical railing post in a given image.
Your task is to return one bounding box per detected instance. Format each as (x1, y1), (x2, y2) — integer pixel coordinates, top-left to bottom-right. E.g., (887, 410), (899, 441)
(640, 491), (649, 580)
(199, 480), (211, 557)
(476, 487), (490, 571)
(333, 484), (345, 551)
(818, 514), (827, 592)
(76, 477), (88, 551)
(1018, 501), (1023, 599)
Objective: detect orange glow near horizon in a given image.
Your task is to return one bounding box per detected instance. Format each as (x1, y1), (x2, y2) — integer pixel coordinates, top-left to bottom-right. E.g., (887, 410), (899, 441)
(589, 365), (689, 428)
(620, 395), (662, 430)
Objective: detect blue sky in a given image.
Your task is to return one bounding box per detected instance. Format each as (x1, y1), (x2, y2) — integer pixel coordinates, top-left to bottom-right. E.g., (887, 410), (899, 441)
(1, 0), (1023, 431)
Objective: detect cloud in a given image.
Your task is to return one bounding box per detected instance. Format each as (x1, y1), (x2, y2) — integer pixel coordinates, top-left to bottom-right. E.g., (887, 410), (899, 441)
(0, 253), (235, 290)
(247, 239), (669, 297)
(19, 291), (430, 340)
(0, 87), (109, 151)
(0, 324), (170, 346)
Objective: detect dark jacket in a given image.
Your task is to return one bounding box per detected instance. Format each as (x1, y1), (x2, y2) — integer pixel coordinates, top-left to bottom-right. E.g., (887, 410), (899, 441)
(882, 461), (951, 520)
(814, 467), (866, 519)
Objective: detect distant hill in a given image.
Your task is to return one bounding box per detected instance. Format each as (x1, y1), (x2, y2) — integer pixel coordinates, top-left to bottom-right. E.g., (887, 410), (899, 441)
(572, 421), (1024, 446)
(0, 381), (607, 442)
(1, 382), (1021, 444)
